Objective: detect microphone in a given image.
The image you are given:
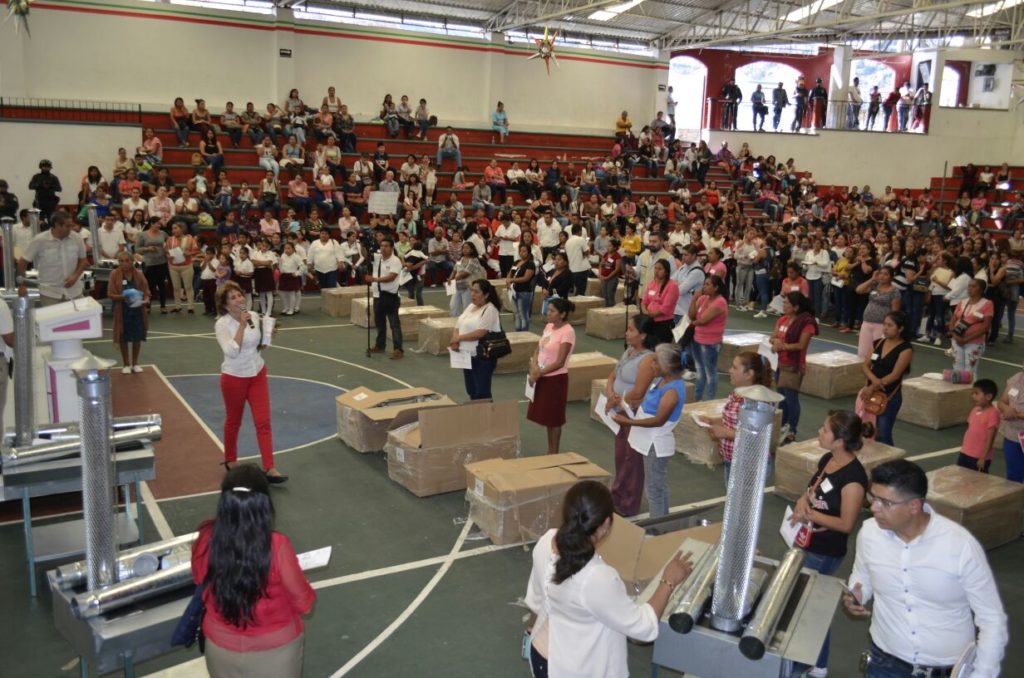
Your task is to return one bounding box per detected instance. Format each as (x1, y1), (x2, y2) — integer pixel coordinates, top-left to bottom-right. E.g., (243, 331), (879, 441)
(246, 313), (255, 330)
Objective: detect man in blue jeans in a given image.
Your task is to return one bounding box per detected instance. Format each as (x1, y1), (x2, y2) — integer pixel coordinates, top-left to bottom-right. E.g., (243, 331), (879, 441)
(435, 126), (462, 170)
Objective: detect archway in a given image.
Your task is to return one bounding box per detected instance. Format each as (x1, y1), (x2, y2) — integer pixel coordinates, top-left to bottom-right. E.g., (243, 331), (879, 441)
(851, 58), (896, 130)
(668, 56), (706, 142)
(734, 61), (802, 132)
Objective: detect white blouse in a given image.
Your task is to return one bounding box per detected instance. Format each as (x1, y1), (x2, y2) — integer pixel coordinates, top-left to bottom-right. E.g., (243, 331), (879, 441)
(215, 312), (265, 378)
(456, 303), (501, 353)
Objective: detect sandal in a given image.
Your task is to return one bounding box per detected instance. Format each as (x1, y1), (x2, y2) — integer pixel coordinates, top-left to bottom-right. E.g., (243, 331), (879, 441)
(220, 461), (233, 472)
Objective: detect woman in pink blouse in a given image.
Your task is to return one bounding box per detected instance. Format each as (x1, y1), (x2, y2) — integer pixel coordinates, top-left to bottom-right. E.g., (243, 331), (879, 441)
(528, 298), (576, 455)
(688, 274), (729, 401)
(640, 259), (679, 344)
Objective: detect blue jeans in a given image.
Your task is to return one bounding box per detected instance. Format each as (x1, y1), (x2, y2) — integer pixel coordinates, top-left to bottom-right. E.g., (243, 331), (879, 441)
(926, 295), (947, 339)
(316, 270), (338, 290)
(754, 273), (771, 311)
(1005, 437), (1024, 483)
(875, 389), (902, 446)
(692, 341), (720, 401)
(866, 641), (928, 678)
(463, 357), (496, 400)
(809, 278), (825, 316)
(778, 385), (801, 436)
(514, 292), (534, 331)
(903, 289), (925, 338)
(801, 551), (845, 670)
(437, 148), (462, 169)
(643, 453), (670, 517)
(833, 284), (849, 326)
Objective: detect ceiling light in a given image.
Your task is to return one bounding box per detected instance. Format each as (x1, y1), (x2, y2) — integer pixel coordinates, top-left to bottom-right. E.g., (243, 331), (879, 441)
(967, 0), (1024, 18)
(783, 0), (844, 24)
(588, 0), (644, 21)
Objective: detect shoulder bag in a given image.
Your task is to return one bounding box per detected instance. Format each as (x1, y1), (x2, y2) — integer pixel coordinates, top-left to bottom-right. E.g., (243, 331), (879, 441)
(476, 310), (511, 361)
(171, 583), (206, 652)
(862, 340), (900, 416)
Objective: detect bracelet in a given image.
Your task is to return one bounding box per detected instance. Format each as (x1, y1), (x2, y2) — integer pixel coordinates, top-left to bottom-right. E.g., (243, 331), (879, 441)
(660, 578), (677, 591)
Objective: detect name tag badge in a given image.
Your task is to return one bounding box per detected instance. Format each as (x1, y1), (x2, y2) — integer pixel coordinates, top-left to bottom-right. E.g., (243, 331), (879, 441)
(1010, 388), (1020, 398)
(871, 353), (879, 361)
(870, 290), (878, 296)
(972, 310), (983, 319)
(820, 478), (834, 494)
(790, 286), (800, 292)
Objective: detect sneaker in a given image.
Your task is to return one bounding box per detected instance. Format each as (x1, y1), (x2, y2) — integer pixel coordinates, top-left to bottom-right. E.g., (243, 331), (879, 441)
(779, 424), (791, 440)
(806, 668), (828, 678)
(682, 370), (697, 381)
(932, 337), (942, 346)
(944, 347), (954, 358)
(122, 366), (131, 375)
(132, 365), (143, 373)
(753, 311), (768, 318)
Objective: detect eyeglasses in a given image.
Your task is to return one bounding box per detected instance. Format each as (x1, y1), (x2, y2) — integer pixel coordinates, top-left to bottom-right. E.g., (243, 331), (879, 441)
(865, 492), (921, 510)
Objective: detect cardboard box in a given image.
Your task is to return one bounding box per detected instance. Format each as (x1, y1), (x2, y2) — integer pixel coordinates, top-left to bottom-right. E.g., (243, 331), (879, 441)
(385, 401), (520, 497)
(321, 286), (366, 318)
(465, 452), (612, 545)
(598, 516), (721, 594)
(774, 438), (906, 502)
(585, 306), (630, 340)
(897, 376), (974, 429)
(336, 387), (456, 453)
(567, 295), (604, 326)
(349, 295), (417, 328)
(586, 277), (624, 304)
(800, 350), (865, 400)
(927, 465), (1024, 550)
(590, 379), (607, 422)
(495, 332), (541, 375)
(567, 352), (618, 402)
(675, 398), (781, 468)
(717, 332), (768, 372)
(416, 317), (459, 355)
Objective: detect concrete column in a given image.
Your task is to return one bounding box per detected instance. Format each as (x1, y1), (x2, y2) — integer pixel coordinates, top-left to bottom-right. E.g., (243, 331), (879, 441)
(828, 45), (853, 130)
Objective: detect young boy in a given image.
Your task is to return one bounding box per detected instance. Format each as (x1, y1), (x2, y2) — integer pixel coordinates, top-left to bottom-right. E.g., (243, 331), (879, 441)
(958, 378), (1001, 473)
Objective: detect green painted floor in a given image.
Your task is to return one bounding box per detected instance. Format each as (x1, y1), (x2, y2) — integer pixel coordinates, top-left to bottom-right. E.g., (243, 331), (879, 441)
(2, 286), (1021, 678)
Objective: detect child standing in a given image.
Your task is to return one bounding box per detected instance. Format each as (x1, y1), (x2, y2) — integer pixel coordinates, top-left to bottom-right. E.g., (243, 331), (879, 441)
(957, 378), (1001, 473)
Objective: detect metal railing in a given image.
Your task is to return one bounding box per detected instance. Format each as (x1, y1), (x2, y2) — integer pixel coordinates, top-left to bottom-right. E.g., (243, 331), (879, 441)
(0, 97), (142, 125)
(704, 98), (932, 135)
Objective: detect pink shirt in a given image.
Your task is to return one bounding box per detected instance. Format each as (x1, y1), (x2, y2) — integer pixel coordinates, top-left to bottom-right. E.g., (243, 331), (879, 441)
(642, 279), (680, 322)
(784, 276), (810, 297)
(961, 405), (1000, 460)
(693, 294), (728, 345)
(538, 322), (575, 377)
(704, 261), (727, 280)
(953, 298), (993, 345)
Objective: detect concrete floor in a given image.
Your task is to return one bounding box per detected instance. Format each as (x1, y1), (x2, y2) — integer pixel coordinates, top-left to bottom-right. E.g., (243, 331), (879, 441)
(1, 286), (1021, 678)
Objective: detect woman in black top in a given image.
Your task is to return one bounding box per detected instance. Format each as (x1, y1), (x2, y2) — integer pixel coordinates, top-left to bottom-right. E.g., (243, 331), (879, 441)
(847, 242), (876, 331)
(789, 410), (870, 675)
(860, 310), (913, 446)
(508, 244), (536, 331)
(541, 251), (573, 317)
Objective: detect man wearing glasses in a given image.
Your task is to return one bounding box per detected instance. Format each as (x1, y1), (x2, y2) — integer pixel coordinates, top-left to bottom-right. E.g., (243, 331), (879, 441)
(843, 460), (1007, 677)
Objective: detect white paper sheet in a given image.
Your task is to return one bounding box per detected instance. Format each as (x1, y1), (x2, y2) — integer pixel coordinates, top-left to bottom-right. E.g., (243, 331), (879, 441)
(398, 269), (412, 286)
(449, 348), (472, 369)
(758, 337), (778, 371)
(261, 316), (275, 347)
(672, 315), (690, 342)
(690, 411), (711, 428)
(779, 506), (802, 548)
(594, 394), (620, 434)
(768, 294), (785, 315)
(168, 247), (185, 265)
(525, 378), (536, 402)
(297, 546), (332, 571)
(445, 280), (457, 297)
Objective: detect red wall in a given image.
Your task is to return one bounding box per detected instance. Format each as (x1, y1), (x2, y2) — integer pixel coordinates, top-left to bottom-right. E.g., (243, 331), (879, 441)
(858, 54), (913, 90)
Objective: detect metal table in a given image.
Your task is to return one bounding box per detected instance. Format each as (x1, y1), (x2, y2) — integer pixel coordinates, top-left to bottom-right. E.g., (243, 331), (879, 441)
(0, 444), (156, 596)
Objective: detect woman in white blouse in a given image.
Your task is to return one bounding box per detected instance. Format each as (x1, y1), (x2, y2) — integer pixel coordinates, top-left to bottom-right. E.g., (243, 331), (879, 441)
(215, 282), (287, 483)
(450, 280), (503, 401)
(525, 481), (692, 678)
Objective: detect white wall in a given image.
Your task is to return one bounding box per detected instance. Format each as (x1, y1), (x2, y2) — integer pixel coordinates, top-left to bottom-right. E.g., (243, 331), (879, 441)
(966, 63), (1014, 109)
(0, 0), (665, 133)
(0, 122), (141, 206)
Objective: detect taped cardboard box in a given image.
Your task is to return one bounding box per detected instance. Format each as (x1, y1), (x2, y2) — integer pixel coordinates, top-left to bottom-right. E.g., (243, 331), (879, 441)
(349, 295), (417, 328)
(590, 379), (608, 422)
(336, 387), (456, 453)
(566, 296), (604, 326)
(774, 438), (905, 502)
(417, 317), (459, 355)
(495, 332), (541, 375)
(717, 332), (768, 372)
(321, 286), (366, 318)
(675, 398), (781, 468)
(385, 401), (520, 497)
(586, 277), (625, 304)
(598, 516), (721, 594)
(926, 465), (1024, 550)
(801, 350), (865, 400)
(897, 376), (973, 429)
(465, 452), (611, 545)
(567, 352), (618, 402)
(586, 306), (630, 340)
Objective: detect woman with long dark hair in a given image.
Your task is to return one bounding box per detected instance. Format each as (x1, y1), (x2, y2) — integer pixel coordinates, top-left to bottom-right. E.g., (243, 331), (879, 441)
(771, 291), (818, 444)
(524, 480), (692, 678)
(640, 259), (679, 344)
(858, 310), (913, 445)
(191, 465), (314, 677)
(451, 279), (503, 401)
(705, 350), (774, 487)
(528, 298), (576, 455)
(688, 274), (729, 401)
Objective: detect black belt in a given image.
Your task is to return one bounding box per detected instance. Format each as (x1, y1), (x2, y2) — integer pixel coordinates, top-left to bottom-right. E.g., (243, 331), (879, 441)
(870, 641), (953, 678)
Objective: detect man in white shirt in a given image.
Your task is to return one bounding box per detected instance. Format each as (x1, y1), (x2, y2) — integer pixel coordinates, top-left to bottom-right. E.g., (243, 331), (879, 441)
(352, 153), (373, 183)
(121, 186), (148, 221)
(96, 213), (127, 260)
(636, 231), (673, 294)
(847, 76), (863, 129)
(366, 237), (404, 358)
(537, 213), (561, 261)
(564, 223), (590, 295)
(306, 229), (343, 289)
(17, 210), (88, 305)
(426, 227), (452, 284)
(436, 127), (462, 170)
(844, 460), (1007, 678)
(494, 214), (520, 277)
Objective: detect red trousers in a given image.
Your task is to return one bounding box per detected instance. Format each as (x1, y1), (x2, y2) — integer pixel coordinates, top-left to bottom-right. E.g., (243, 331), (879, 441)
(611, 425), (644, 517)
(220, 367), (275, 470)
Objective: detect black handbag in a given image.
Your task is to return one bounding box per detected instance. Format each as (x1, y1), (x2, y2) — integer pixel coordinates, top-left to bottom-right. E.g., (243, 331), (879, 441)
(171, 583), (206, 653)
(677, 324), (696, 350)
(477, 330), (511, 361)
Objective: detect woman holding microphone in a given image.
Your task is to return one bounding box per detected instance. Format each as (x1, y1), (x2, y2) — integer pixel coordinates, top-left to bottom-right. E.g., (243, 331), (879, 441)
(215, 281), (287, 483)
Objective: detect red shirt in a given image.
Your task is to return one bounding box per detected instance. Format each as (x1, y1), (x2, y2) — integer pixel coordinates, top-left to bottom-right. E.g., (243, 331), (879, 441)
(191, 527), (315, 652)
(961, 405), (1000, 460)
(773, 316), (815, 371)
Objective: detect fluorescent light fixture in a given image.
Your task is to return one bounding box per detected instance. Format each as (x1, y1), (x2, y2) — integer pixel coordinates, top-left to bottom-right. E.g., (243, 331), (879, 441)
(588, 0), (644, 21)
(784, 0), (844, 23)
(967, 0), (1024, 18)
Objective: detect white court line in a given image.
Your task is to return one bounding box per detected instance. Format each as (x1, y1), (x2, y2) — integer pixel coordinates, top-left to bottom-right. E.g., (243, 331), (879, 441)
(149, 365), (225, 453)
(140, 481), (174, 541)
(266, 344), (413, 388)
(329, 518), (474, 677)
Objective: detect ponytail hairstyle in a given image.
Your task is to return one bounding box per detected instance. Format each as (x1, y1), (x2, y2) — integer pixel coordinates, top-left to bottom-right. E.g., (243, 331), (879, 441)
(885, 310), (911, 341)
(630, 313), (658, 350)
(552, 480), (614, 585)
(826, 410), (875, 454)
(549, 297), (575, 320)
(734, 350), (773, 388)
(201, 465), (274, 628)
(472, 278), (503, 312)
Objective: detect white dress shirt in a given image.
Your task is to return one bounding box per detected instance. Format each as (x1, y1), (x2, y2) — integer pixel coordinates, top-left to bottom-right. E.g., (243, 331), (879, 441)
(565, 235), (590, 274)
(372, 253), (403, 297)
(526, 529), (658, 678)
(22, 230), (87, 300)
(215, 312), (265, 378)
(538, 218), (561, 248)
(802, 249), (831, 281)
(495, 223), (521, 257)
(307, 239), (343, 274)
(849, 507), (1007, 676)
